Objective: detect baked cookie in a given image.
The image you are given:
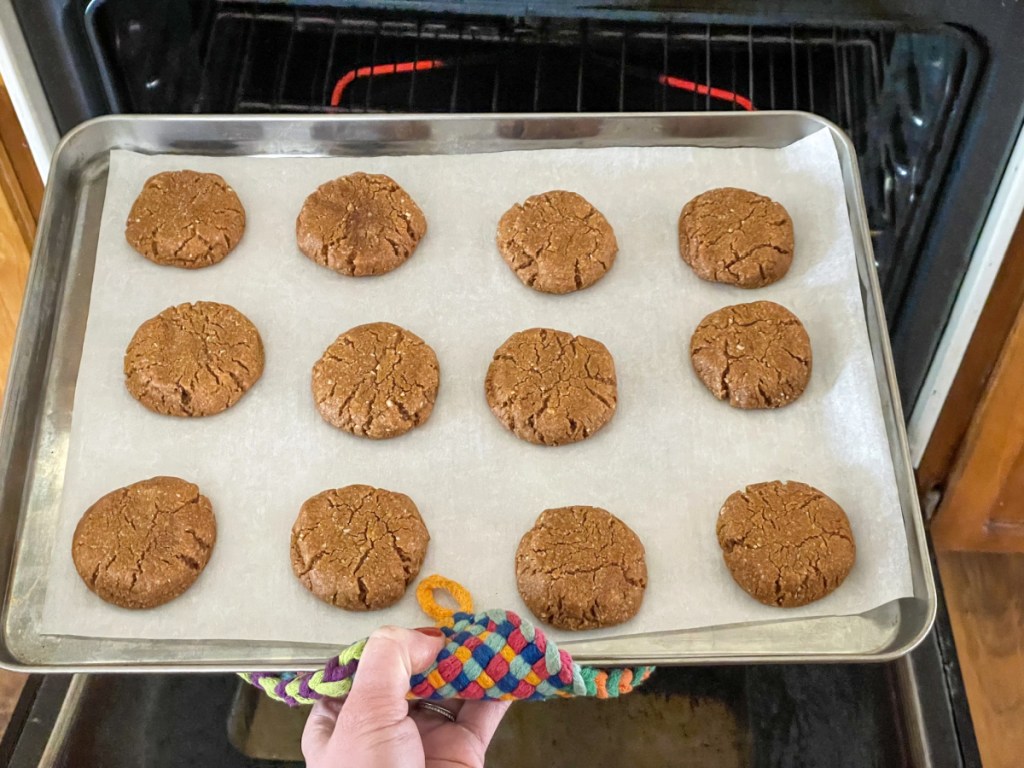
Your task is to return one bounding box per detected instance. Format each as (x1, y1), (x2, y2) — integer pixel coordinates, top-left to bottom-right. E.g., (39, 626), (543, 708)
(296, 172), (427, 276)
(716, 481), (855, 608)
(485, 327), (617, 446)
(124, 301), (265, 417)
(515, 506), (647, 630)
(312, 322), (439, 439)
(678, 187), (794, 288)
(71, 476), (217, 609)
(290, 485), (429, 611)
(689, 300), (811, 409)
(125, 170), (245, 269)
(496, 190), (618, 294)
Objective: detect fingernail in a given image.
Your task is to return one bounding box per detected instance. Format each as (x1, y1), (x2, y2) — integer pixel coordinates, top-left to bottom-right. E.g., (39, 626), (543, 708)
(415, 626), (444, 637)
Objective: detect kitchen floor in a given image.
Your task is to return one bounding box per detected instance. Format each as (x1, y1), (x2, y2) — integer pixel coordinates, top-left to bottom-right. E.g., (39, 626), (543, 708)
(0, 136), (1019, 765)
(937, 550), (1024, 767)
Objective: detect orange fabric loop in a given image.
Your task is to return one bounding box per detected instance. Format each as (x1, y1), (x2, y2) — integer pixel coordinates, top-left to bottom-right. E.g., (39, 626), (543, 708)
(416, 574), (474, 626)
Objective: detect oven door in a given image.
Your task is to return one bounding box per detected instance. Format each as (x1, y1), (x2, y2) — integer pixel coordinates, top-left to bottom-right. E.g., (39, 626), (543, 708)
(0, 625), (976, 767)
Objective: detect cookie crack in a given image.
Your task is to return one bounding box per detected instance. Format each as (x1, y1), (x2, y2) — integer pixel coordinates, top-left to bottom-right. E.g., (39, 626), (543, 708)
(487, 329), (617, 444)
(125, 302), (262, 417)
(313, 324), (437, 438)
(681, 191), (792, 287)
(300, 174), (423, 277)
(499, 191), (615, 293)
(293, 486), (427, 609)
(691, 303), (810, 408)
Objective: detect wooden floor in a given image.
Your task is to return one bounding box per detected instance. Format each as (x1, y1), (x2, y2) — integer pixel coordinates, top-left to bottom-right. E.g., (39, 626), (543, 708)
(0, 147), (30, 738)
(937, 550), (1024, 767)
(0, 140), (29, 402)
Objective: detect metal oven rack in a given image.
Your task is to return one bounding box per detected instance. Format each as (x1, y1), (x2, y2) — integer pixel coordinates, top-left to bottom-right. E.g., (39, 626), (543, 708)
(81, 2), (980, 409)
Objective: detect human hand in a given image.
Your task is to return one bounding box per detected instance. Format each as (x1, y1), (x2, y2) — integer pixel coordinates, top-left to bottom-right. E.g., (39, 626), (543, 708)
(302, 626), (512, 768)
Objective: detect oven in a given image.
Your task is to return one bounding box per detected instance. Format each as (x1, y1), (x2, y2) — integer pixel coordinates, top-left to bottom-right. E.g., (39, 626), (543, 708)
(2, 1), (1023, 765)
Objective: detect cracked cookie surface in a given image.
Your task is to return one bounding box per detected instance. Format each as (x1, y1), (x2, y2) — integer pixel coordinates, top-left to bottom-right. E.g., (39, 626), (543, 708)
(71, 476), (217, 609)
(496, 190), (618, 294)
(485, 327), (617, 446)
(515, 505), (647, 630)
(296, 172), (427, 276)
(290, 485), (429, 611)
(312, 322), (439, 439)
(124, 301), (265, 417)
(716, 480), (855, 608)
(678, 187), (793, 288)
(690, 300), (811, 409)
(125, 170), (245, 269)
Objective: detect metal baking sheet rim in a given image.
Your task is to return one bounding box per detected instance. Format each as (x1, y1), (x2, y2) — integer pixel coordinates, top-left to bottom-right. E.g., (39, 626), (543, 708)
(0, 113), (936, 672)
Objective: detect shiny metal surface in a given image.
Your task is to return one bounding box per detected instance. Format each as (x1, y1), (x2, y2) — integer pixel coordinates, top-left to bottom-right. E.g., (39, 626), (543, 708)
(0, 113), (935, 671)
(81, 0), (123, 114)
(35, 676), (87, 768)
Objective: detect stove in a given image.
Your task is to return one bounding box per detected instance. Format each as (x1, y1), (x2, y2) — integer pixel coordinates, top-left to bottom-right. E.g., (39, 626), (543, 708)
(4, 0), (1022, 764)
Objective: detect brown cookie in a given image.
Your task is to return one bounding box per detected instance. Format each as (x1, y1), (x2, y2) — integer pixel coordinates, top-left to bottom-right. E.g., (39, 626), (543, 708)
(716, 481), (856, 608)
(125, 170), (245, 269)
(124, 301), (265, 417)
(290, 485), (429, 611)
(485, 328), (617, 446)
(296, 172), (427, 276)
(689, 300), (812, 409)
(678, 187), (794, 288)
(71, 476), (217, 609)
(496, 190), (618, 294)
(515, 505), (647, 630)
(312, 322), (439, 439)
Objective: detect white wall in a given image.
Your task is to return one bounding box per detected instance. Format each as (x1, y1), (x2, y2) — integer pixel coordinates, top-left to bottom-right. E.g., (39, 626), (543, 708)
(0, 0), (60, 177)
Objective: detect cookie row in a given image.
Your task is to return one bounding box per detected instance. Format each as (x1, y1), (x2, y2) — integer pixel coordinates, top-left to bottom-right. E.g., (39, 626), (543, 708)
(125, 170), (794, 292)
(71, 477), (855, 623)
(123, 300), (813, 444)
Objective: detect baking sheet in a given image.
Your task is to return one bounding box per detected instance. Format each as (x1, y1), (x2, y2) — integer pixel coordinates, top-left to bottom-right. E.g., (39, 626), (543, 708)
(40, 128), (912, 647)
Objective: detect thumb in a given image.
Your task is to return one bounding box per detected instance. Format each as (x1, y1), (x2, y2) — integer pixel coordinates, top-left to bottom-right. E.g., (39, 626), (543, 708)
(342, 626), (444, 730)
(301, 697), (344, 763)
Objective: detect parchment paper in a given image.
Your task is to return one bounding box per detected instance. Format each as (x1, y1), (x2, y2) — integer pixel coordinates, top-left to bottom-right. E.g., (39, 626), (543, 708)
(41, 128), (913, 646)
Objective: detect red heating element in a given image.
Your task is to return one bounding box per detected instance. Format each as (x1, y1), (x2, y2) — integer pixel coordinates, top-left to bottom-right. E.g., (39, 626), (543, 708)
(331, 60), (446, 106)
(331, 59), (756, 111)
(657, 74), (755, 111)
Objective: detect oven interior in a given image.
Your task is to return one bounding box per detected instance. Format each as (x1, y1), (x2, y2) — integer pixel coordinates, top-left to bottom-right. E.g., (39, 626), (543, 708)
(86, 2), (979, 365)
(7, 664), (916, 767)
